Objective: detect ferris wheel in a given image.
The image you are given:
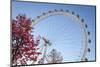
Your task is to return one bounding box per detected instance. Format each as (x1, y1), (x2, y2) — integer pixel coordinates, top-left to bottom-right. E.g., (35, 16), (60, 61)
(31, 9), (91, 64)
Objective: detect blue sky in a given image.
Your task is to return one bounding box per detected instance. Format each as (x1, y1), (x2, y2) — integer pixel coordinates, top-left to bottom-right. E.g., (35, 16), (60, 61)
(12, 1), (96, 63)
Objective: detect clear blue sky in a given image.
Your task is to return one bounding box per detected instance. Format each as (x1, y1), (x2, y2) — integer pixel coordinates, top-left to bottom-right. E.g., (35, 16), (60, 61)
(12, 0), (96, 63)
